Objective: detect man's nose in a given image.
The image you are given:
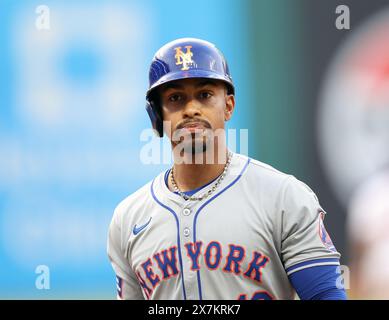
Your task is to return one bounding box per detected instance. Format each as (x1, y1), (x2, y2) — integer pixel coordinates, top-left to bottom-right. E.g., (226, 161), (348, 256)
(182, 98), (202, 118)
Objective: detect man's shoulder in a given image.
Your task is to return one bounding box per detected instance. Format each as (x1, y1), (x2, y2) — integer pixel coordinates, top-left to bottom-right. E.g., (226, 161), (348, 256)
(238, 154), (291, 183)
(113, 171), (164, 219)
(227, 153), (291, 197)
(246, 156), (316, 194)
(116, 181), (152, 210)
(249, 157), (288, 176)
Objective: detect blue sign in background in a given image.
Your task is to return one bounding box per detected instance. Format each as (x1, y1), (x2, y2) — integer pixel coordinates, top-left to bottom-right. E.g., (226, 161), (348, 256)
(0, 0), (252, 298)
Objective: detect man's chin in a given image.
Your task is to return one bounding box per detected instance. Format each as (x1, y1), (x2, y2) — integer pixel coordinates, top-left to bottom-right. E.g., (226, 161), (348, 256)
(171, 129), (216, 161)
(180, 140), (207, 154)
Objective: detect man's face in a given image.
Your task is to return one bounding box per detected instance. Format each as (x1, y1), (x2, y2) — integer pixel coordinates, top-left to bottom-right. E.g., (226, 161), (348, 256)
(158, 77), (235, 156)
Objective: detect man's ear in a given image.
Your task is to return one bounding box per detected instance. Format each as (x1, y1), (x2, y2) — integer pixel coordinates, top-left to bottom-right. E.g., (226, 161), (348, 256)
(224, 94), (235, 121)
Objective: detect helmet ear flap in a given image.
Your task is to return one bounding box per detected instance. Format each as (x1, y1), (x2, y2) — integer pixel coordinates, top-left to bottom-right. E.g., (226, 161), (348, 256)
(145, 100), (163, 137)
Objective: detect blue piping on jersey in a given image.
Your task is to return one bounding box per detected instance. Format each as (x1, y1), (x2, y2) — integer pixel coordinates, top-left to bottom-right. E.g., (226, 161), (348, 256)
(150, 179), (187, 300)
(164, 168), (220, 197)
(285, 258), (340, 275)
(193, 157), (251, 300)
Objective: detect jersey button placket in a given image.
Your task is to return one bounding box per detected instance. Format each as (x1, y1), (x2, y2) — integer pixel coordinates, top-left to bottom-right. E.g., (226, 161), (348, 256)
(183, 227), (190, 237)
(180, 205), (197, 299)
(183, 208), (191, 216)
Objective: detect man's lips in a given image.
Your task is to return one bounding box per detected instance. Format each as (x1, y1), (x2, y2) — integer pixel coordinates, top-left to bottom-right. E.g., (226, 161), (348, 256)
(182, 123), (205, 129)
(177, 121), (211, 131)
(173, 122), (210, 142)
(180, 124), (209, 134)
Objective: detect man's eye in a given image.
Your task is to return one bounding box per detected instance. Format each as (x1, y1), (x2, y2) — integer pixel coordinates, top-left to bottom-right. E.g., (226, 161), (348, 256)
(200, 92), (212, 99)
(168, 94), (181, 102)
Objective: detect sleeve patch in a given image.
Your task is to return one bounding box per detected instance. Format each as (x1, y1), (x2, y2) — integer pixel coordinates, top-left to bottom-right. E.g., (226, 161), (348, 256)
(318, 212), (337, 253)
(116, 276), (123, 299)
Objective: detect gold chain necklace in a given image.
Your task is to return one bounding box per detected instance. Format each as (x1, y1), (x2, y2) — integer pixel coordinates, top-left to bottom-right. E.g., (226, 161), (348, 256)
(170, 151), (233, 201)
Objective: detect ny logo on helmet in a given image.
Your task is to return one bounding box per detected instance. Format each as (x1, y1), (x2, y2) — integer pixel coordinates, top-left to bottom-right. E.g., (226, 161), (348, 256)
(174, 46), (194, 71)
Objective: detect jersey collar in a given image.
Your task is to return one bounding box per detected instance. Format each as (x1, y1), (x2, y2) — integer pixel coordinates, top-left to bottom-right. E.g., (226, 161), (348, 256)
(151, 151), (249, 207)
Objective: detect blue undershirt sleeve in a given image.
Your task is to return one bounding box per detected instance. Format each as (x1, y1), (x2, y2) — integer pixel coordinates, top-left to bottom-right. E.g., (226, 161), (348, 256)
(288, 264), (347, 300)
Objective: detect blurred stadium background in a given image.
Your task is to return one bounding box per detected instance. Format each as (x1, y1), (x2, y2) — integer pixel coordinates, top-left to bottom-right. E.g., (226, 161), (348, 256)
(0, 0), (388, 299)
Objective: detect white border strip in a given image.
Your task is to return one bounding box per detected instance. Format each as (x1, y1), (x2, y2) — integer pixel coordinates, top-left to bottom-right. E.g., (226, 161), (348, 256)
(286, 262), (340, 276)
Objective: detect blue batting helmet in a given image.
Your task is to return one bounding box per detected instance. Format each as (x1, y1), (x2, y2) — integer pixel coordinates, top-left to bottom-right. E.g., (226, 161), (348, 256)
(145, 38), (234, 137)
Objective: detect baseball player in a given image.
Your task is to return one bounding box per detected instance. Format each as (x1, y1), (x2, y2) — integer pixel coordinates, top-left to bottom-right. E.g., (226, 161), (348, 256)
(107, 38), (347, 300)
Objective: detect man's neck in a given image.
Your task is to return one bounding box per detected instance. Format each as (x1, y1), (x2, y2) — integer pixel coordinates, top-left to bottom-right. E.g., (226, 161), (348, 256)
(168, 148), (230, 192)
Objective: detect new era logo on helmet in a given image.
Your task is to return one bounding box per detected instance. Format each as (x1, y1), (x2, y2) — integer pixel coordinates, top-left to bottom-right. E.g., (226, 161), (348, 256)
(174, 45), (194, 70)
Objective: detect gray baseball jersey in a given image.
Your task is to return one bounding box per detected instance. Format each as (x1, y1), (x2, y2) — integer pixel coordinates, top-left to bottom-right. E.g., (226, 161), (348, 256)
(107, 152), (340, 300)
